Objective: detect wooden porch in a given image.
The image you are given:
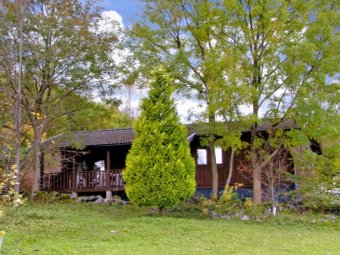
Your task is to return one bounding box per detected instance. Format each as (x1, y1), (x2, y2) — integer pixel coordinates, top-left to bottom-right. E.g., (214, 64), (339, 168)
(41, 169), (124, 193)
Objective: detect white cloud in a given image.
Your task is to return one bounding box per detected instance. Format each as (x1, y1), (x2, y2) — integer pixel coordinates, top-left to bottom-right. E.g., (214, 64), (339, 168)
(103, 10), (123, 25)
(98, 10), (124, 32)
(96, 10), (204, 123)
(176, 96), (204, 123)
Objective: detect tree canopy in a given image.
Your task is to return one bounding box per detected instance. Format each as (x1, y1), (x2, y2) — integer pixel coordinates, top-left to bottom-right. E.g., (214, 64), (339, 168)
(127, 0), (339, 203)
(0, 0), (122, 195)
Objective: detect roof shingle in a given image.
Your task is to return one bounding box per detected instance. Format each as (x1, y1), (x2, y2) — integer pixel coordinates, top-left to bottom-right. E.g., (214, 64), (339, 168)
(42, 119), (296, 149)
(43, 128), (134, 149)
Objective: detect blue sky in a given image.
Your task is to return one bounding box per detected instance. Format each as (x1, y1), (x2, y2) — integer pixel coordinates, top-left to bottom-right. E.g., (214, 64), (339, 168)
(99, 1), (201, 121)
(101, 0), (144, 25)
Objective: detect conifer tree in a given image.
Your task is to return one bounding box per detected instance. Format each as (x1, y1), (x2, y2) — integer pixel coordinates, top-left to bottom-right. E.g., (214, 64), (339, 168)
(124, 68), (196, 216)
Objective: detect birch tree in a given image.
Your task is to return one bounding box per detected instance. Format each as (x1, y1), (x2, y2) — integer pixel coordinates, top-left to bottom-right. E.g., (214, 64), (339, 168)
(0, 0), (25, 193)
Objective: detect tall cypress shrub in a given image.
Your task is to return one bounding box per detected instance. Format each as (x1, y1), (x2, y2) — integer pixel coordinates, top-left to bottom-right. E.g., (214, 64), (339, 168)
(123, 68), (196, 216)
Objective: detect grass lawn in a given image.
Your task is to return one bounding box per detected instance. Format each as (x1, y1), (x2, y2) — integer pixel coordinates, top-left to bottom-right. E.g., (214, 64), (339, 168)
(0, 202), (339, 255)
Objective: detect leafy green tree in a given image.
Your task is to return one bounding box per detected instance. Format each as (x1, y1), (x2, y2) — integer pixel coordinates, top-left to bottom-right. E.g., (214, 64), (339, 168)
(215, 0), (339, 204)
(46, 92), (133, 137)
(124, 68), (196, 216)
(127, 0), (233, 200)
(0, 0), (25, 193)
(0, 0), (118, 197)
(129, 0), (339, 204)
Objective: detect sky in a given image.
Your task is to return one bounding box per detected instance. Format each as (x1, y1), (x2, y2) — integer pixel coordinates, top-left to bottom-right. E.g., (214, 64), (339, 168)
(98, 1), (339, 123)
(101, 0), (144, 26)
(96, 0), (203, 122)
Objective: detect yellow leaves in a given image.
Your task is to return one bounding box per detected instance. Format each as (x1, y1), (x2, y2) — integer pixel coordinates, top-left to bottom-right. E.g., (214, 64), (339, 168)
(243, 198), (254, 209)
(31, 111), (44, 120)
(0, 166), (26, 208)
(0, 230), (5, 238)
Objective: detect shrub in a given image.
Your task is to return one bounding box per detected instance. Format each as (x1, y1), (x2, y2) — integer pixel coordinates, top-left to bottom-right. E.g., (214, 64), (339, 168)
(124, 68), (196, 216)
(286, 177), (338, 213)
(33, 191), (71, 203)
(0, 167), (25, 208)
(193, 188), (243, 217)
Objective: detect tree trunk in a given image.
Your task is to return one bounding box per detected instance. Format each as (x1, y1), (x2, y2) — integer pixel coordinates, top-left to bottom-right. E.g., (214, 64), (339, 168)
(14, 0), (25, 193)
(31, 129), (42, 199)
(31, 149), (41, 199)
(250, 83), (262, 204)
(271, 185), (277, 216)
(207, 110), (218, 201)
(252, 165), (262, 204)
(4, 164), (10, 193)
(225, 148), (234, 188)
(209, 141), (218, 200)
(159, 207), (165, 216)
(251, 122), (262, 204)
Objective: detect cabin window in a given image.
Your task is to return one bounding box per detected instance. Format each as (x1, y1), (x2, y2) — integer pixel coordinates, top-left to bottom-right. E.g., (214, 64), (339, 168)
(94, 160), (105, 171)
(215, 147), (223, 164)
(197, 149), (207, 165)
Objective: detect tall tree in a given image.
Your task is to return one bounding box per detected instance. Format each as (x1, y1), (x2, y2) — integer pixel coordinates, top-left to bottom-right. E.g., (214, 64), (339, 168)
(216, 0), (339, 203)
(124, 68), (196, 216)
(0, 91), (16, 190)
(0, 0), (118, 197)
(14, 0), (24, 193)
(128, 0), (339, 203)
(0, 0), (25, 193)
(128, 0), (230, 200)
(46, 93), (133, 137)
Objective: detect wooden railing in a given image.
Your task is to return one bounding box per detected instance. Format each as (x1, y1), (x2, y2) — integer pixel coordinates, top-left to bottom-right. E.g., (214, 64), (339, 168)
(42, 170), (124, 192)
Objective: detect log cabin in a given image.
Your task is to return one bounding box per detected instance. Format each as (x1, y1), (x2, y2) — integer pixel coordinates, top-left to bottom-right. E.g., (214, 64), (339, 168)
(40, 120), (306, 199)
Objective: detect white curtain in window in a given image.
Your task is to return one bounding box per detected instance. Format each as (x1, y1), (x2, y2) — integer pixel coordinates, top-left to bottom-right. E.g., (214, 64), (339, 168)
(215, 147), (223, 164)
(197, 149), (207, 165)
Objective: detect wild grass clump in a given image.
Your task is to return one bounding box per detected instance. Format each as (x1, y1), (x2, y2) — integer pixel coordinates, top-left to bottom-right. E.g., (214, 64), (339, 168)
(32, 191), (72, 203)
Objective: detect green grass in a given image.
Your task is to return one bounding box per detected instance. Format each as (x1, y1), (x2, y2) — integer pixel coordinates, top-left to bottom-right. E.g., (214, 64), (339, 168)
(0, 202), (339, 255)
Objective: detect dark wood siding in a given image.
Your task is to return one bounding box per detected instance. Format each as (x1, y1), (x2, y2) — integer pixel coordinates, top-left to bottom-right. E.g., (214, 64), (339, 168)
(191, 136), (251, 188)
(57, 135), (254, 193)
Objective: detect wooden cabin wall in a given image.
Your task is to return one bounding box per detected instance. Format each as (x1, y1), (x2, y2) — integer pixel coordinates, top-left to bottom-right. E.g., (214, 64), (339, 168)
(190, 137), (252, 189)
(59, 133), (297, 189)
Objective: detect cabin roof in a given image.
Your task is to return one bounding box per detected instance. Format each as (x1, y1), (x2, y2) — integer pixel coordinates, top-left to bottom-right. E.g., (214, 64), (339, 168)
(186, 118), (296, 134)
(42, 128), (135, 149)
(42, 119), (296, 149)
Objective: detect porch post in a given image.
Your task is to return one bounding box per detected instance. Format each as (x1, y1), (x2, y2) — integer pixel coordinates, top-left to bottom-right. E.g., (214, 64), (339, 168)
(39, 152), (44, 190)
(106, 150), (112, 199)
(71, 155), (77, 198)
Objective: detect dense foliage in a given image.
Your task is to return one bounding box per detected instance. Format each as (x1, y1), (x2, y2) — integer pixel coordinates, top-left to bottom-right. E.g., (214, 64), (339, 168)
(0, 0), (125, 195)
(128, 0), (339, 204)
(124, 69), (196, 215)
